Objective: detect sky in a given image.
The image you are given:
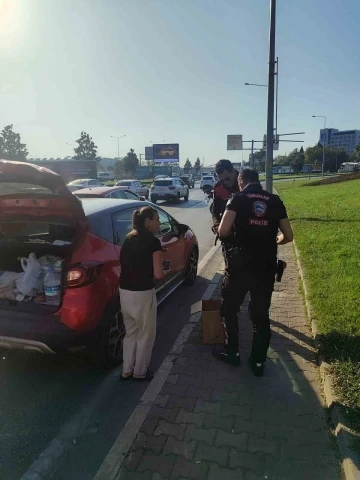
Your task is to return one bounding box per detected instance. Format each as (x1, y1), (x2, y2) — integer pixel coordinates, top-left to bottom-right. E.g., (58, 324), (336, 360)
(1, 0), (360, 166)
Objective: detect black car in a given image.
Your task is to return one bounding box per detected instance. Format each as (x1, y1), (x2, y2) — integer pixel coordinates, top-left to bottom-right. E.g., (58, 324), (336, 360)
(180, 175), (195, 189)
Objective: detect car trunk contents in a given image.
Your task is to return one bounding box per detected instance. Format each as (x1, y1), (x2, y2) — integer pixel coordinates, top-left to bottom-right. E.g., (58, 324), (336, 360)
(0, 253), (64, 305)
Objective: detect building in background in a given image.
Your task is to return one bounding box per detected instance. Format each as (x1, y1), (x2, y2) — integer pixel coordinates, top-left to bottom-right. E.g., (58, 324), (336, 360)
(319, 128), (360, 153)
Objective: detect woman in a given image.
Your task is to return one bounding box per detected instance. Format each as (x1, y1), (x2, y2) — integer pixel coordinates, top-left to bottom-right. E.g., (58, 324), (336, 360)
(119, 206), (168, 381)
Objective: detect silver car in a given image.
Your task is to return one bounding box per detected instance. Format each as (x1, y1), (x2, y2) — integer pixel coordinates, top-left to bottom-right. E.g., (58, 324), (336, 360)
(114, 180), (150, 199)
(150, 177), (189, 203)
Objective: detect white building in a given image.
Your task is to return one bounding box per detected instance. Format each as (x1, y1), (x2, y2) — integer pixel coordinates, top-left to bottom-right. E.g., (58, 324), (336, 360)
(319, 128), (360, 154)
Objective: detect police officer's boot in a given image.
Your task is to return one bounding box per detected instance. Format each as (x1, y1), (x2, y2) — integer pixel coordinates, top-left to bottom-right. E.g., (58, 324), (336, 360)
(213, 345), (240, 366)
(248, 357), (265, 377)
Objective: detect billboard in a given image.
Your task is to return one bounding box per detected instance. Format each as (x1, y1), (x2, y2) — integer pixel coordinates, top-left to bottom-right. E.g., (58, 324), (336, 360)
(153, 143), (179, 163)
(145, 146), (153, 161)
(30, 160), (97, 183)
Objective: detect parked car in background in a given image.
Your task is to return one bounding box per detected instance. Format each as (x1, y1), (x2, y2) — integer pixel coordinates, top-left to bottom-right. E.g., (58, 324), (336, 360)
(154, 175), (168, 181)
(150, 177), (189, 203)
(67, 178), (103, 192)
(0, 160), (198, 367)
(114, 180), (149, 199)
(73, 186), (145, 201)
(180, 174), (195, 189)
(98, 172), (115, 182)
(200, 175), (216, 190)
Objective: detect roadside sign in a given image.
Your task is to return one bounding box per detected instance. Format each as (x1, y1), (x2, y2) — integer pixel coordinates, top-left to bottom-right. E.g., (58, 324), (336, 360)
(227, 135), (243, 150)
(263, 134), (279, 150)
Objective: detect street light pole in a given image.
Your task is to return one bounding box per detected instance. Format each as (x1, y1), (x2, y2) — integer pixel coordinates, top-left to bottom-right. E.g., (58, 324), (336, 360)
(312, 115), (326, 176)
(110, 135), (126, 159)
(265, 0), (276, 193)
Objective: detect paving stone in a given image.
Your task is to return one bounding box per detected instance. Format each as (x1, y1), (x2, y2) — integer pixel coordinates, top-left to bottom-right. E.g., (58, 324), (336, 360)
(177, 374), (205, 387)
(154, 394), (169, 408)
(186, 386), (212, 401)
(194, 399), (222, 415)
(248, 434), (278, 456)
(163, 436), (197, 460)
(215, 430), (247, 450)
(204, 413), (234, 432)
(137, 452), (176, 477)
(228, 449), (265, 475)
(118, 469), (153, 480)
(148, 406), (179, 423)
(132, 433), (167, 454)
(165, 374), (179, 385)
(185, 425), (216, 445)
(170, 457), (208, 480)
(221, 402), (252, 419)
(166, 395), (196, 412)
(194, 442), (229, 466)
(140, 418), (158, 436)
(161, 383), (188, 396)
(175, 409), (205, 427)
(234, 417), (265, 437)
(207, 463), (245, 480)
(154, 420), (187, 440)
(211, 390), (239, 404)
(123, 449), (143, 471)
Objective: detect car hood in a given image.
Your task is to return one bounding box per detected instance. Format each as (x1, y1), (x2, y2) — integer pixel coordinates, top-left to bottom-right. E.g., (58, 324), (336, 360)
(0, 160), (86, 224)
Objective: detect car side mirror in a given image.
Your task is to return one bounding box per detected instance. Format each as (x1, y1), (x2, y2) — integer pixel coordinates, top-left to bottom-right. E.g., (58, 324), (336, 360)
(177, 223), (189, 235)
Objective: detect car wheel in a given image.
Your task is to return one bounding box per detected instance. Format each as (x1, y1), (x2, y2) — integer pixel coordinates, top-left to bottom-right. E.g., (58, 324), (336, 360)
(184, 248), (198, 286)
(150, 196), (157, 204)
(88, 306), (125, 368)
(184, 191), (189, 201)
(176, 192), (181, 202)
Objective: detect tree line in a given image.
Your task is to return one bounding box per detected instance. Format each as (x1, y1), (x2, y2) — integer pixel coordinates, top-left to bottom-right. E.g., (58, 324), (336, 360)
(248, 143), (360, 173)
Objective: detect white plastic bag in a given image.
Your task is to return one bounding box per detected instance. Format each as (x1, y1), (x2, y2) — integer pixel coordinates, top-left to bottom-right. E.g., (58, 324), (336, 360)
(16, 253), (43, 298)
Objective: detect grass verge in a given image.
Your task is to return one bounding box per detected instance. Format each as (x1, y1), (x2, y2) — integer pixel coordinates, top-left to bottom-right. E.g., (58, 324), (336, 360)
(276, 179), (360, 444)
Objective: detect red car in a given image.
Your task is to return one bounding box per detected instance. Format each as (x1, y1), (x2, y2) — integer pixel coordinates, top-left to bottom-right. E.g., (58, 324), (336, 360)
(73, 186), (146, 201)
(0, 160), (199, 367)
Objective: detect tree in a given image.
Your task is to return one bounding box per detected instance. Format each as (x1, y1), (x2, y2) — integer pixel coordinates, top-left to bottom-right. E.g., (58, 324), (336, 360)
(114, 158), (125, 179)
(194, 157), (201, 173)
(274, 154), (290, 166)
(74, 131), (100, 162)
(355, 143), (360, 157)
(287, 148), (304, 173)
(305, 144), (323, 169)
(122, 148), (139, 177)
(249, 150), (266, 171)
(0, 124), (28, 161)
(184, 158), (192, 172)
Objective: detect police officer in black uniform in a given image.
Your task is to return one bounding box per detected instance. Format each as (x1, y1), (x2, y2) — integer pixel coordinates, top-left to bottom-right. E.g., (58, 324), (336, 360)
(211, 160), (240, 230)
(215, 168), (293, 376)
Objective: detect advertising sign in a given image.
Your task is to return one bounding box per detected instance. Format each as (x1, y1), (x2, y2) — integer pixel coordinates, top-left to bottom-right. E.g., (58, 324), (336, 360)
(153, 143), (179, 163)
(30, 160), (97, 183)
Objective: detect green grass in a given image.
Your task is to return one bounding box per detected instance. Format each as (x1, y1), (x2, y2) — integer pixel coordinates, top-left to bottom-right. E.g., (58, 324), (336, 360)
(276, 179), (360, 440)
(259, 173), (324, 181)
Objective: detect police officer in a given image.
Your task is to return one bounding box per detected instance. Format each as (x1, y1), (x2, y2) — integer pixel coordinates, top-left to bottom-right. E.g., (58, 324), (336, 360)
(215, 168), (293, 376)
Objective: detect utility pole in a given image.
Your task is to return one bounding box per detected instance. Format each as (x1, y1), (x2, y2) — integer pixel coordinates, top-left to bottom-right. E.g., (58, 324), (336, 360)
(265, 0), (276, 193)
(251, 140), (254, 168)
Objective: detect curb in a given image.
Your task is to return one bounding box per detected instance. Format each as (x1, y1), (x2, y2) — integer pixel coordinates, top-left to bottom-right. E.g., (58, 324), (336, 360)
(292, 239), (360, 480)
(93, 272), (222, 480)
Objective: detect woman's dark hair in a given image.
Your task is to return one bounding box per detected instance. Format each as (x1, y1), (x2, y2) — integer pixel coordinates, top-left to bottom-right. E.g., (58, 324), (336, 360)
(239, 168), (259, 185)
(215, 159), (233, 175)
(128, 206), (158, 237)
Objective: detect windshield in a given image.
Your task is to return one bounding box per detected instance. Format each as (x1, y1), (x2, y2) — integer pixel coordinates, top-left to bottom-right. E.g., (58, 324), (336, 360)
(68, 180), (87, 185)
(116, 181), (132, 186)
(203, 177), (214, 181)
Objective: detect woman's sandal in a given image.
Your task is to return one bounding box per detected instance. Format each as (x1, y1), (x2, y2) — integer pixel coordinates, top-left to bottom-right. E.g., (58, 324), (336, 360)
(133, 370), (154, 382)
(120, 373), (133, 382)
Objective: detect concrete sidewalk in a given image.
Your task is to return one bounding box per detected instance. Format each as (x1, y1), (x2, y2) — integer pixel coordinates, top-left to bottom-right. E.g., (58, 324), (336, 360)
(116, 243), (341, 480)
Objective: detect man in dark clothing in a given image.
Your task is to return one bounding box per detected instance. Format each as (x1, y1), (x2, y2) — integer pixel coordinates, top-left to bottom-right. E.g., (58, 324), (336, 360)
(211, 160), (240, 229)
(215, 169), (293, 376)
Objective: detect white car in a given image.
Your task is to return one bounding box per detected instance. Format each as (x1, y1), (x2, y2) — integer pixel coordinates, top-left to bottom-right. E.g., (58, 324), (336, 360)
(200, 176), (216, 190)
(114, 179), (150, 199)
(67, 178), (103, 192)
(150, 177), (189, 203)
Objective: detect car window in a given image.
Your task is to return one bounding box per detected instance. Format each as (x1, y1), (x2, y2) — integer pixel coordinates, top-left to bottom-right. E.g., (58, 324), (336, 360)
(154, 180), (172, 186)
(109, 190), (125, 199)
(112, 208), (137, 245)
(156, 209), (174, 235)
(123, 190), (138, 200)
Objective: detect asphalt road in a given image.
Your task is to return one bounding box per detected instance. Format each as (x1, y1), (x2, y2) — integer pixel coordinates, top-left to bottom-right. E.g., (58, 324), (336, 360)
(0, 183), (222, 480)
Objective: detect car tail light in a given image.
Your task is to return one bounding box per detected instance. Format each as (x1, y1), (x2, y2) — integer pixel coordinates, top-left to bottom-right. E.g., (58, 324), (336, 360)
(66, 261), (103, 288)
(169, 186), (176, 190)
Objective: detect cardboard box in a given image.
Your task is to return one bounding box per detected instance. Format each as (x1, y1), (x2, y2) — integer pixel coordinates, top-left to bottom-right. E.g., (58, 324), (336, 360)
(192, 299), (224, 345)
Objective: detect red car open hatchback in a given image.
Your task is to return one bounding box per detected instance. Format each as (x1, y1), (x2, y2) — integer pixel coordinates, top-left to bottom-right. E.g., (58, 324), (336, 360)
(0, 160), (199, 367)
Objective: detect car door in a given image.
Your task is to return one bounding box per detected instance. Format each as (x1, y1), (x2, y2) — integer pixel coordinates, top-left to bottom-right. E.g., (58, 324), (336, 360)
(179, 179), (187, 196)
(111, 207), (164, 291)
(156, 208), (186, 285)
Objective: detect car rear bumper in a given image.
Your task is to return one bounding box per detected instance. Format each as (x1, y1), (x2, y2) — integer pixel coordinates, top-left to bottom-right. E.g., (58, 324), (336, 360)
(0, 310), (93, 354)
(151, 193), (177, 200)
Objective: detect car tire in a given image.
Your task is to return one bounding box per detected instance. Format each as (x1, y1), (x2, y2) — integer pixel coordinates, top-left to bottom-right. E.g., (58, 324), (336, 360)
(184, 191), (189, 201)
(176, 192), (181, 202)
(88, 304), (125, 368)
(184, 248), (198, 286)
(150, 196), (157, 204)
